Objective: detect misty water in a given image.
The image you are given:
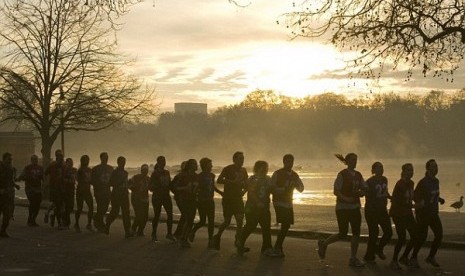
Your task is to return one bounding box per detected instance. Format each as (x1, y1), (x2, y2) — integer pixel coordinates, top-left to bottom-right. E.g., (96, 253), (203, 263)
(290, 158), (465, 213)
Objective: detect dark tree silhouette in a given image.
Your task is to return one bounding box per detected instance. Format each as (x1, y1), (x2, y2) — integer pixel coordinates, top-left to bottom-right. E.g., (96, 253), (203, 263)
(281, 0), (465, 81)
(0, 0), (157, 166)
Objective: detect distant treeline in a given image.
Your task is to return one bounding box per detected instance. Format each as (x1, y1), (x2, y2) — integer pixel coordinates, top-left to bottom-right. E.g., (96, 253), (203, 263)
(65, 90), (465, 164)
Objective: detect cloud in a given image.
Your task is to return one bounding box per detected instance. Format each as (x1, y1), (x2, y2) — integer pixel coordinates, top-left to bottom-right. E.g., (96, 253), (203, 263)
(187, 68), (216, 82)
(215, 70), (247, 82)
(155, 67), (187, 82)
(119, 0), (290, 53)
(115, 1), (465, 110)
(308, 60), (465, 95)
(157, 55), (193, 64)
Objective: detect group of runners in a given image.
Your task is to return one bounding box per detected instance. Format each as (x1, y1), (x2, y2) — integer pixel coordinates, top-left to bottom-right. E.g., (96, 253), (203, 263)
(0, 150), (444, 269)
(317, 153), (444, 269)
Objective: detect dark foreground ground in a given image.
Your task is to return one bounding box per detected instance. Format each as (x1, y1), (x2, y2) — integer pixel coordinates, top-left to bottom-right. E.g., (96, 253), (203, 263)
(0, 206), (464, 276)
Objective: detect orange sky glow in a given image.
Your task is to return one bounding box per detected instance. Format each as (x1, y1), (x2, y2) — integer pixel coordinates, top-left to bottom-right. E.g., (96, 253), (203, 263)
(117, 0), (465, 112)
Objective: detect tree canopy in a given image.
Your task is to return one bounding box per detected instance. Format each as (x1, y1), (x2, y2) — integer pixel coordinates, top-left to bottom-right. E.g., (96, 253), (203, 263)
(282, 0), (465, 81)
(61, 89), (465, 163)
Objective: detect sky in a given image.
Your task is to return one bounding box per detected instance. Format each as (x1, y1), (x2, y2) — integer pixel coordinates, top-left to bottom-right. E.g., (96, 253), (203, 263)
(116, 0), (465, 112)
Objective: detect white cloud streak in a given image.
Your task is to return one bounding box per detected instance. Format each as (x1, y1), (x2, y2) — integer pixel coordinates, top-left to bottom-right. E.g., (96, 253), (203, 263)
(115, 0), (465, 112)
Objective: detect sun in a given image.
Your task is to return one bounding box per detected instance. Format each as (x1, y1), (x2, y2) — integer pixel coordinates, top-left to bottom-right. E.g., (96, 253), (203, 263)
(238, 41), (348, 98)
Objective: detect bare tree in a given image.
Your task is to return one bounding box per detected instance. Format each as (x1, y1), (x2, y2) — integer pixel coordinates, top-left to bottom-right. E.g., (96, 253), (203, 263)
(83, 0), (141, 18)
(282, 0), (465, 81)
(84, 0), (250, 16)
(0, 0), (157, 166)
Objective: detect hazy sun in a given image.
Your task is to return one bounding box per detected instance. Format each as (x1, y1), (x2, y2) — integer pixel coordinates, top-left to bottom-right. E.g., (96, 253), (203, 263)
(239, 42), (348, 98)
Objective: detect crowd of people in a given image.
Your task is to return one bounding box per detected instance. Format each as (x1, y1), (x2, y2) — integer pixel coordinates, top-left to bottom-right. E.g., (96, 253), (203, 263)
(0, 150), (444, 269)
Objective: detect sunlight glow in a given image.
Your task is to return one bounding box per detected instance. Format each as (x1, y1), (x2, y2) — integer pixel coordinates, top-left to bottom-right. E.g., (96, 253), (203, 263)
(238, 42), (347, 98)
(147, 41), (354, 106)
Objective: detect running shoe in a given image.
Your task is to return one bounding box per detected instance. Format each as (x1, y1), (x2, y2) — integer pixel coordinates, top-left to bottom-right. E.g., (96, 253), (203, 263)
(318, 240), (327, 259)
(166, 233), (176, 242)
(349, 258), (365, 268)
(425, 257), (440, 267)
(409, 257), (420, 268)
(399, 256), (410, 266)
(389, 260), (402, 270)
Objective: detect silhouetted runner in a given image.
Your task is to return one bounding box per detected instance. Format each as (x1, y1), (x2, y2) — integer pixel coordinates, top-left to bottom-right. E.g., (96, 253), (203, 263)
(363, 162), (392, 263)
(0, 152), (18, 237)
(318, 153), (367, 267)
(411, 159), (445, 268)
(172, 161), (187, 240)
(270, 154), (304, 257)
(212, 152), (248, 251)
(45, 150), (66, 230)
(63, 158), (76, 228)
(149, 156), (174, 242)
(74, 155), (94, 233)
(91, 152), (113, 232)
(129, 164), (150, 236)
(174, 159), (199, 248)
(389, 163), (418, 270)
(189, 158), (218, 248)
(18, 154), (43, 227)
(237, 160), (273, 256)
(104, 156), (132, 238)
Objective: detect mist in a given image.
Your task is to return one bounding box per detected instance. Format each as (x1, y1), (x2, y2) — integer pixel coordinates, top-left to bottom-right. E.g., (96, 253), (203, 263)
(56, 90), (465, 170)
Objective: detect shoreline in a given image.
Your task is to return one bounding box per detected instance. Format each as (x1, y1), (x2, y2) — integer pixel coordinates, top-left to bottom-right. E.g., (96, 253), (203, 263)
(14, 197), (465, 245)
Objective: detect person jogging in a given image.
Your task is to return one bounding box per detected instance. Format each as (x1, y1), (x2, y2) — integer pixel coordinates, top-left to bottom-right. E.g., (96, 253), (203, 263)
(270, 154), (304, 257)
(212, 152), (248, 251)
(411, 159), (445, 267)
(318, 153), (367, 267)
(18, 154), (43, 227)
(363, 162), (392, 264)
(149, 156), (175, 242)
(45, 150), (66, 230)
(74, 155), (94, 232)
(91, 152), (113, 232)
(389, 163), (418, 270)
(0, 152), (18, 237)
(237, 160), (273, 256)
(189, 158), (218, 248)
(129, 164), (150, 236)
(174, 159), (199, 248)
(104, 156), (132, 238)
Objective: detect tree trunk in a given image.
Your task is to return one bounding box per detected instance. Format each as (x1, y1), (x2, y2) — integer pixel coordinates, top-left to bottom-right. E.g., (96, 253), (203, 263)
(41, 135), (53, 202)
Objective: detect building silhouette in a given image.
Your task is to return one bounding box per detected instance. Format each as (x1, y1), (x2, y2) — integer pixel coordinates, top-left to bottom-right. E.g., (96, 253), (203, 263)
(0, 131), (35, 170)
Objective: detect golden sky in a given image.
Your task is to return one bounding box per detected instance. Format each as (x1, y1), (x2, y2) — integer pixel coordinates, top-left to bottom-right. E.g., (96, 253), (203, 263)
(117, 0), (465, 111)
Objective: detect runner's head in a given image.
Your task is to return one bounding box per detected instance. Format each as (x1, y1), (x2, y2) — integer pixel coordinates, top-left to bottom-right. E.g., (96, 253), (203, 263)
(180, 161), (188, 172)
(30, 154), (39, 165)
(253, 160), (268, 176)
(2, 152), (12, 166)
(156, 156), (166, 169)
(199, 157), (212, 173)
(141, 164), (149, 175)
(55, 149), (64, 164)
(345, 153), (357, 170)
(80, 155), (90, 168)
(186, 159), (198, 173)
(401, 163), (414, 180)
(283, 154), (294, 170)
(100, 152), (108, 165)
(232, 151), (244, 167)
(65, 157), (73, 168)
(426, 159), (438, 177)
(117, 156), (126, 169)
(371, 161), (383, 176)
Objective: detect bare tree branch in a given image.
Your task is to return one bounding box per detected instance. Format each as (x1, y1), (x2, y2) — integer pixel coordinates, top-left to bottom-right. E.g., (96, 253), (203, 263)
(281, 0), (465, 81)
(0, 0), (158, 164)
